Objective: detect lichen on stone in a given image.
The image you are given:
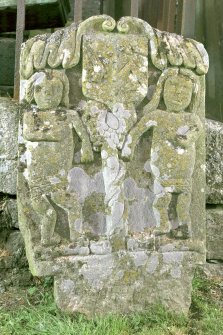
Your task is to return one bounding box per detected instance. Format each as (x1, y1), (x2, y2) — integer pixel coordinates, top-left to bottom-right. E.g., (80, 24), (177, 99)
(18, 15), (208, 316)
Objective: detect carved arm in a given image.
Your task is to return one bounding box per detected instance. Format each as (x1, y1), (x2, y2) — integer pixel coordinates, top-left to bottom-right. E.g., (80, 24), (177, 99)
(23, 111), (61, 142)
(175, 114), (203, 148)
(67, 110), (94, 163)
(121, 113), (157, 161)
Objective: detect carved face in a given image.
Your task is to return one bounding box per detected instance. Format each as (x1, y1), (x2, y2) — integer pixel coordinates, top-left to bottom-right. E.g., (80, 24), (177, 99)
(163, 75), (193, 112)
(34, 76), (63, 110)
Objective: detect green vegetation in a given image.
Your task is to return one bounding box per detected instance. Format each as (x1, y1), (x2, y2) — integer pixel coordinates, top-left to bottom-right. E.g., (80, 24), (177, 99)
(188, 269), (223, 335)
(0, 269), (222, 335)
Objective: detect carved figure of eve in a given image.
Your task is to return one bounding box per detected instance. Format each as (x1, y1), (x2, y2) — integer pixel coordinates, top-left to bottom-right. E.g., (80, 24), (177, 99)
(122, 68), (202, 236)
(23, 69), (93, 246)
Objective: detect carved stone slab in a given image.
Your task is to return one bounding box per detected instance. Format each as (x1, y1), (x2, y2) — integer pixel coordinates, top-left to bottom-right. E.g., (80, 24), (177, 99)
(18, 15), (208, 315)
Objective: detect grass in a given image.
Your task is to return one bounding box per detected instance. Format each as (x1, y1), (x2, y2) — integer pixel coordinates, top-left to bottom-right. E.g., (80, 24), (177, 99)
(188, 269), (223, 335)
(0, 269), (222, 335)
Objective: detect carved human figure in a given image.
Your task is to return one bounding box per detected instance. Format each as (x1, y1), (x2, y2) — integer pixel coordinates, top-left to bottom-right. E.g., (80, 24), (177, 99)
(23, 69), (93, 245)
(122, 68), (202, 236)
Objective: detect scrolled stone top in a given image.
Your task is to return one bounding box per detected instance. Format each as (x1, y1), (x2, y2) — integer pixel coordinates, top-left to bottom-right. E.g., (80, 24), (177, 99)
(20, 15), (209, 80)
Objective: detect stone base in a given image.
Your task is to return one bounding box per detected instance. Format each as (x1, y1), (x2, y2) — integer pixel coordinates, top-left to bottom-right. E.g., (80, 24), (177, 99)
(53, 251), (198, 316)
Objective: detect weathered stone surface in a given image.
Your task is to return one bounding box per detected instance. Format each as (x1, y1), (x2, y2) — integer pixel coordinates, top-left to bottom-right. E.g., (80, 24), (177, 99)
(54, 251), (198, 315)
(206, 119), (223, 204)
(0, 231), (31, 288)
(5, 231), (24, 257)
(0, 197), (18, 229)
(18, 15), (208, 315)
(201, 262), (223, 278)
(206, 206), (223, 261)
(0, 98), (19, 195)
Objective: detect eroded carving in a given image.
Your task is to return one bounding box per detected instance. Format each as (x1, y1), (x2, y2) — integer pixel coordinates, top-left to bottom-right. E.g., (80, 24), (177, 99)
(122, 68), (202, 237)
(22, 108), (94, 246)
(25, 69), (69, 109)
(19, 15), (207, 248)
(21, 69), (93, 246)
(18, 15), (208, 315)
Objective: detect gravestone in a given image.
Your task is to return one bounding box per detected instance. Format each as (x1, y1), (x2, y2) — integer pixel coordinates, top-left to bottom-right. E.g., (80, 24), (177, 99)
(18, 15), (208, 315)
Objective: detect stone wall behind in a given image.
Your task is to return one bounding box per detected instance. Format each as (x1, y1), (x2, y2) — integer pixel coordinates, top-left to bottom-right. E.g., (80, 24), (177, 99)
(0, 98), (31, 292)
(206, 119), (223, 262)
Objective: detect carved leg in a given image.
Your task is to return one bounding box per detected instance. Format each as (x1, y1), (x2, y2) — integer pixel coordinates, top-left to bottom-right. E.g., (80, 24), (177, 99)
(101, 144), (127, 237)
(51, 191), (83, 242)
(176, 191), (191, 237)
(31, 194), (58, 246)
(153, 192), (172, 234)
(69, 110), (94, 163)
